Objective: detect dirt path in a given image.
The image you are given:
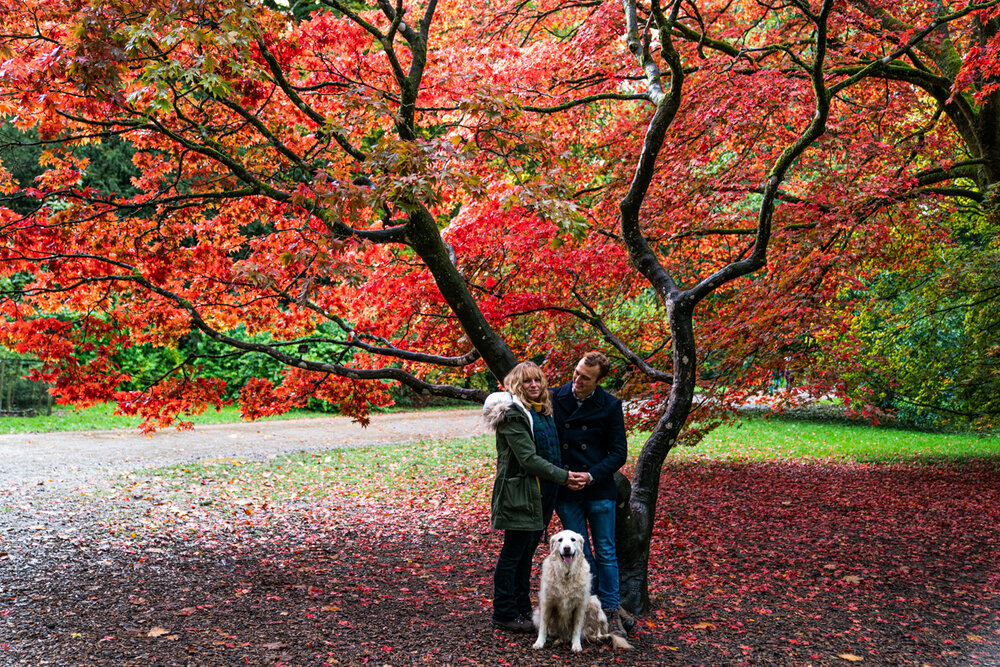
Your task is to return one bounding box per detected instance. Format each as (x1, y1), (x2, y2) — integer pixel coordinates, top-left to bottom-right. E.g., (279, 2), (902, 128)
(0, 408), (486, 493)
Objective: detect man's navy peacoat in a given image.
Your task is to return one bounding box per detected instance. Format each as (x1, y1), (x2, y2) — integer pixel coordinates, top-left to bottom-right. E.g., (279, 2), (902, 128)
(550, 382), (628, 502)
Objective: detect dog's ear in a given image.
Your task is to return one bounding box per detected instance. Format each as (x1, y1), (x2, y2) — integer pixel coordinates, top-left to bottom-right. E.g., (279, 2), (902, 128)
(549, 533), (559, 551)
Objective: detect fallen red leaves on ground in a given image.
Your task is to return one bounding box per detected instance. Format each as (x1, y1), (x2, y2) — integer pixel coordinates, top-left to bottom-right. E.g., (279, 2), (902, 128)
(1, 457), (998, 665)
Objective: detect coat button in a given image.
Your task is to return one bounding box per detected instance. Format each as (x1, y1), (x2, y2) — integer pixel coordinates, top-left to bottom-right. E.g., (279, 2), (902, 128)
(581, 425), (588, 431)
(581, 443), (588, 450)
(562, 444), (569, 450)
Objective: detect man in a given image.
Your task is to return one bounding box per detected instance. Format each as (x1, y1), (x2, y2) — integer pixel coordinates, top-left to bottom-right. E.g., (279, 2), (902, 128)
(551, 351), (629, 641)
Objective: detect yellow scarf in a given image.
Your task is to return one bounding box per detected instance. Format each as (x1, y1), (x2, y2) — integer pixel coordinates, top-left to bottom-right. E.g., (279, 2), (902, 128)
(525, 398), (545, 413)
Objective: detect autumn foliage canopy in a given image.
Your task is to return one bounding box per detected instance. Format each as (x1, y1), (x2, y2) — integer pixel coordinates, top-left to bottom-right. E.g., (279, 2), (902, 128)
(1, 0), (997, 429)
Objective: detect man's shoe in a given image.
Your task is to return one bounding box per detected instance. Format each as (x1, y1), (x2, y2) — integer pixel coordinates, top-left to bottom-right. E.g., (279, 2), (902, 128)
(518, 613), (537, 631)
(605, 608), (633, 649)
(492, 616), (534, 633)
(607, 608), (628, 638)
(619, 608), (637, 635)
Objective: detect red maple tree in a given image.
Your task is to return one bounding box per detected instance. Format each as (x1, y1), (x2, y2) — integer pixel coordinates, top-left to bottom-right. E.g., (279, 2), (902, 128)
(1, 0), (995, 611)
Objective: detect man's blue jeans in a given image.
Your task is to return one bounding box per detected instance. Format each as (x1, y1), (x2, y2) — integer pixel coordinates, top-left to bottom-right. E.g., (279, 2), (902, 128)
(556, 498), (619, 610)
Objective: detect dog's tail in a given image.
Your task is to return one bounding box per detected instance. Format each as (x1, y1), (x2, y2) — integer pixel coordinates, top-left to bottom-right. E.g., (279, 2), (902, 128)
(608, 633), (633, 650)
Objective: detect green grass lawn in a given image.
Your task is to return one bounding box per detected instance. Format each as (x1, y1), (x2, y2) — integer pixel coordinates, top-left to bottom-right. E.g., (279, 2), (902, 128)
(8, 399), (997, 463)
(0, 399), (472, 434)
(139, 416), (1000, 506)
(140, 436), (496, 507)
(0, 402), (329, 434)
(665, 416), (1000, 461)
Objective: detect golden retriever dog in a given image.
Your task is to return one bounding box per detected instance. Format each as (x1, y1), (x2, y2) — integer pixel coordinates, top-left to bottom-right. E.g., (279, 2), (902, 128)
(532, 530), (631, 652)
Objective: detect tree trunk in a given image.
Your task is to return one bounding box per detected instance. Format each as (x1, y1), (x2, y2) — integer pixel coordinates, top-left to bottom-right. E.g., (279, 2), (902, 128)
(405, 206), (518, 382)
(617, 301), (699, 615)
(614, 472), (649, 614)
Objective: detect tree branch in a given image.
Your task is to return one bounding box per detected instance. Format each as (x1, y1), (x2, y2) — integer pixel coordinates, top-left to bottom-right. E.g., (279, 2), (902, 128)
(619, 0), (686, 300)
(522, 92), (651, 113)
(687, 0), (834, 306)
(254, 36), (367, 163)
(13, 253), (489, 402)
(520, 303), (675, 383)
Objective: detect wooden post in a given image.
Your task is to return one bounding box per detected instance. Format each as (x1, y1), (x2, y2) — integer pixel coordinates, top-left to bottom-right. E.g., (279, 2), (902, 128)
(7, 359), (17, 411)
(0, 358), (6, 412)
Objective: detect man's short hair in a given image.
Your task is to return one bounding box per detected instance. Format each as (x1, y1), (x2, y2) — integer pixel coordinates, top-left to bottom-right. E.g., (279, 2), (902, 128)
(580, 351), (610, 379)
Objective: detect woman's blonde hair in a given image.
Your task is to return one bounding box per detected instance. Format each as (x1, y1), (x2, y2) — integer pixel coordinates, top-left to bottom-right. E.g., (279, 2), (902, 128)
(503, 361), (553, 415)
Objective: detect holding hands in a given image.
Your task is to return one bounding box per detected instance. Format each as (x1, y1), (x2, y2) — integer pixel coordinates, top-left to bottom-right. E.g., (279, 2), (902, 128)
(565, 471), (590, 491)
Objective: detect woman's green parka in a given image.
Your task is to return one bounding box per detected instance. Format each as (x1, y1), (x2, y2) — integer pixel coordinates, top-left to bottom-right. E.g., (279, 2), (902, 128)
(483, 392), (568, 530)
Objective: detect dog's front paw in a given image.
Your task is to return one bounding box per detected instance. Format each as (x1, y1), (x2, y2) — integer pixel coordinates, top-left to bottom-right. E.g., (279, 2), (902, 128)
(571, 641), (583, 653)
(532, 639), (546, 650)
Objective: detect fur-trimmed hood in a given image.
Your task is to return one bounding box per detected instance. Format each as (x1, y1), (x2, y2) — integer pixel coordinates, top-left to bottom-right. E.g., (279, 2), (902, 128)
(482, 391), (533, 436)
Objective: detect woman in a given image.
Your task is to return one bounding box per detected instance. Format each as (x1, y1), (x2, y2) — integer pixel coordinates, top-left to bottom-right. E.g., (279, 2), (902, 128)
(483, 361), (584, 632)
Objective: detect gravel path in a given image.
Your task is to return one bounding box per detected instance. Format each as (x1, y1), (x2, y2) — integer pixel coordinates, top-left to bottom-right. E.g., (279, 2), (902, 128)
(0, 408), (486, 492)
